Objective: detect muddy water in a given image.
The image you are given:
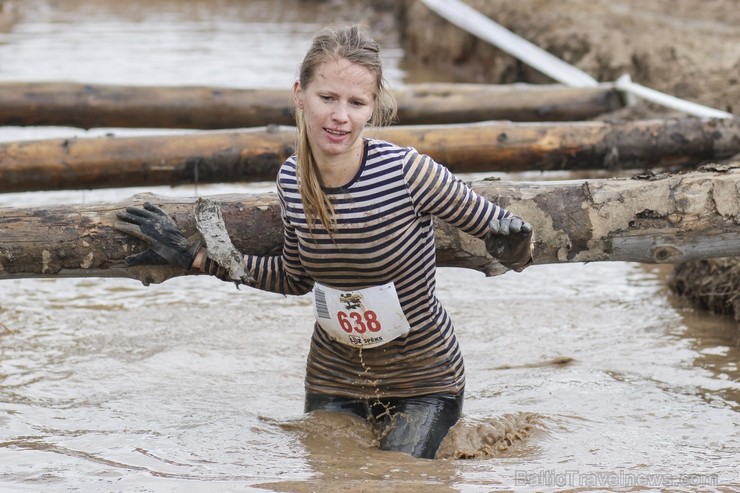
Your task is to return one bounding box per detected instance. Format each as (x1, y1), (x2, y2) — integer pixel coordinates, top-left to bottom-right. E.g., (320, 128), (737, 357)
(0, 1), (738, 491)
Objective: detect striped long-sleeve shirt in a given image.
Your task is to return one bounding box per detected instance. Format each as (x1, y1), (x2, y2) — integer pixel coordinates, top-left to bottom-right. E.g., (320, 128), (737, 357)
(241, 138), (511, 399)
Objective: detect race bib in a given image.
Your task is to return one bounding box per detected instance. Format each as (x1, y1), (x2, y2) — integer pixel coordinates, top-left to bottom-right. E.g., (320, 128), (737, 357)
(313, 281), (410, 349)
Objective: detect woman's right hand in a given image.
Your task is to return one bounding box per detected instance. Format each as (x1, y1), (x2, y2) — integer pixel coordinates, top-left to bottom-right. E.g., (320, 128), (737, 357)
(113, 202), (201, 269)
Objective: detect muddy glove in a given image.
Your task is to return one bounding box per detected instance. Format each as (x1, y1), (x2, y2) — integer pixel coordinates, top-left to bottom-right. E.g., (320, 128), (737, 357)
(113, 202), (201, 269)
(485, 215), (533, 272)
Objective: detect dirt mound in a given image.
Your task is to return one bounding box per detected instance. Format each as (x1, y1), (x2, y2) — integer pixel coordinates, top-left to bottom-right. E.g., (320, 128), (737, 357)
(401, 0), (739, 117)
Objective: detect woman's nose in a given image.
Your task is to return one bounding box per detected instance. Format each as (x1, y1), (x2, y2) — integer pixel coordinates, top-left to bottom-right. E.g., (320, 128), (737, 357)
(332, 102), (349, 122)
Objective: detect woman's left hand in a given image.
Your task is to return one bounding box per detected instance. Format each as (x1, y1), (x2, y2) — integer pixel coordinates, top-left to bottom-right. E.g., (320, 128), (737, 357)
(488, 216), (532, 237)
(485, 216), (533, 272)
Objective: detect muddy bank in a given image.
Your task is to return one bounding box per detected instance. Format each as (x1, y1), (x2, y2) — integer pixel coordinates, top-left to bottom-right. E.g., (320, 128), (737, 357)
(400, 0), (739, 116)
(670, 258), (740, 322)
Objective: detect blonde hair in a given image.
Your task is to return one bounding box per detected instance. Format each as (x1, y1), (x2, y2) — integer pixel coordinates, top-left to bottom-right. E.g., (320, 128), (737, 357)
(294, 24), (397, 233)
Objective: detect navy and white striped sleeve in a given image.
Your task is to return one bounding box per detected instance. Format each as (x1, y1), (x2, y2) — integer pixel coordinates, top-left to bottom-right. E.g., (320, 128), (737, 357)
(402, 149), (511, 239)
(242, 170), (314, 295)
(204, 163), (314, 295)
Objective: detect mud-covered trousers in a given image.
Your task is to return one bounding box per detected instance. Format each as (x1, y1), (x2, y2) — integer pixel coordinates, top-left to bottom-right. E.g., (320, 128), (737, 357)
(304, 391), (464, 459)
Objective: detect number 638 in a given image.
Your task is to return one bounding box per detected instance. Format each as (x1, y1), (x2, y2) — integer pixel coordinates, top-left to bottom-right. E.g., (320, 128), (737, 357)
(337, 310), (382, 333)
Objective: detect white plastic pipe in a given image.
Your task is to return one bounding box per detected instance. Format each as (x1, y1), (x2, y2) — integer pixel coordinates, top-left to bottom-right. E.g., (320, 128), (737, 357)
(615, 74), (733, 120)
(420, 0), (599, 88)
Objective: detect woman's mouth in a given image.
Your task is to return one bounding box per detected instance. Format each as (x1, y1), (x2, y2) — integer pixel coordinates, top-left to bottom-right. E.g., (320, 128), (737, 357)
(325, 127), (349, 137)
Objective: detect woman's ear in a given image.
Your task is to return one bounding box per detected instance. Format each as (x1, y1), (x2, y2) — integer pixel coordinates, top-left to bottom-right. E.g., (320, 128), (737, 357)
(292, 80), (304, 109)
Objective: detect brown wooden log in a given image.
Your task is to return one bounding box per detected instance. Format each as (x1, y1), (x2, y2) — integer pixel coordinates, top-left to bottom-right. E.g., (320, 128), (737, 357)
(1, 164), (738, 284)
(0, 82), (623, 129)
(1, 118), (738, 193)
(0, 126), (295, 192)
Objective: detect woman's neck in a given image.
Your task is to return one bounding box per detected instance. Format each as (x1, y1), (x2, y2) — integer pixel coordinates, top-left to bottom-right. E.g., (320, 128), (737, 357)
(316, 141), (364, 188)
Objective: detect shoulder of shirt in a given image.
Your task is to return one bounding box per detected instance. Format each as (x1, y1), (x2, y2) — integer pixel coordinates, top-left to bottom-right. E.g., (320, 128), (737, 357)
(364, 137), (421, 161)
(276, 156), (298, 190)
(281, 155), (297, 170)
(278, 156), (298, 176)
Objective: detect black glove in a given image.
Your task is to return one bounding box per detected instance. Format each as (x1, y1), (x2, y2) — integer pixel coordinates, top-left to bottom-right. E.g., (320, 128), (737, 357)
(113, 202), (200, 269)
(485, 215), (533, 272)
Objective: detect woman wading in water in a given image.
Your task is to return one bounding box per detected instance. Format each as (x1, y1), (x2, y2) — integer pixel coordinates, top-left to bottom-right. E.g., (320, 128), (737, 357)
(114, 24), (533, 459)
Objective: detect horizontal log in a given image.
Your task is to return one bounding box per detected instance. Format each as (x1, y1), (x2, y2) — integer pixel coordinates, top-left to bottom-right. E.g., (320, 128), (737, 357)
(0, 82), (624, 128)
(1, 164), (739, 284)
(1, 117), (738, 193)
(0, 126), (293, 192)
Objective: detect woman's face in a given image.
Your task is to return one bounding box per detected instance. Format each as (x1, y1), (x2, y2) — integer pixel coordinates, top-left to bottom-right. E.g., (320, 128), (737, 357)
(293, 58), (376, 164)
